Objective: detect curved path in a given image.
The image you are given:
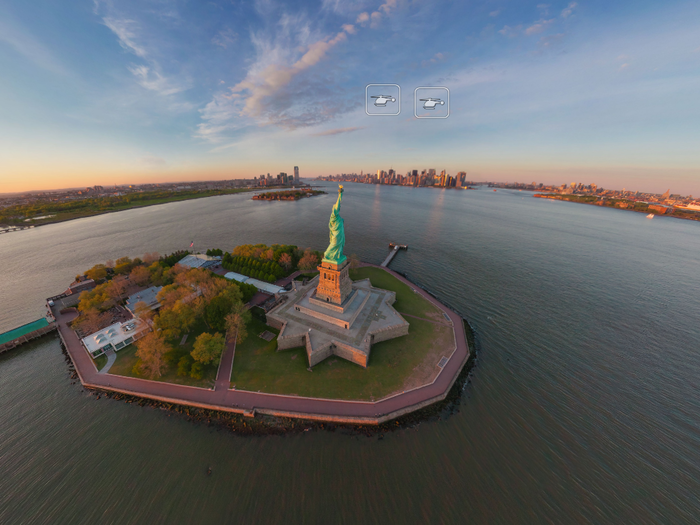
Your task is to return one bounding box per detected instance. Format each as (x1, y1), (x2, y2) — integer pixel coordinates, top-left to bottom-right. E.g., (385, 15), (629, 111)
(54, 266), (470, 424)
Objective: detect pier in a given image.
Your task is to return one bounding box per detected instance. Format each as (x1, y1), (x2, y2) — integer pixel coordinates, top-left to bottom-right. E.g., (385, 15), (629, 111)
(381, 243), (408, 268)
(0, 318), (57, 354)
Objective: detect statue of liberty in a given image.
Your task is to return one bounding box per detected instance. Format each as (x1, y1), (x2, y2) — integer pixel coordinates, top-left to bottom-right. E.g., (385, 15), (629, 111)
(322, 185), (347, 265)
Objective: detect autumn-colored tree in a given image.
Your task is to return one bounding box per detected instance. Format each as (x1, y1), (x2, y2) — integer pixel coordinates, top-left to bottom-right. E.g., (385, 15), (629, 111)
(130, 265), (150, 286)
(279, 252), (293, 271)
(191, 332), (225, 365)
(154, 302), (196, 339)
(85, 264), (108, 281)
(225, 303), (251, 344)
(298, 248), (319, 271)
(166, 263), (188, 282)
(114, 256), (134, 275)
(142, 252), (160, 264)
(106, 275), (129, 301)
(73, 308), (109, 334)
(156, 284), (192, 310)
(263, 248), (274, 260)
(148, 262), (165, 286)
(78, 283), (114, 312)
(133, 301), (154, 324)
(134, 333), (170, 379)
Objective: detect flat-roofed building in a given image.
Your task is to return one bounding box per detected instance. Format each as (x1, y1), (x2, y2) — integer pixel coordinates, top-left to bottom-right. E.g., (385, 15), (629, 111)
(177, 254), (221, 270)
(125, 286), (163, 314)
(81, 319), (149, 358)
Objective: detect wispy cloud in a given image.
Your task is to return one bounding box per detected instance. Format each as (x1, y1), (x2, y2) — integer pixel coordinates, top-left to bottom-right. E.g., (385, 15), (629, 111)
(561, 2), (577, 18)
(212, 28), (238, 49)
(525, 18), (555, 36)
(97, 4), (189, 96)
(312, 126), (364, 136)
(489, 9), (502, 17)
(102, 17), (147, 57)
(498, 25), (522, 38)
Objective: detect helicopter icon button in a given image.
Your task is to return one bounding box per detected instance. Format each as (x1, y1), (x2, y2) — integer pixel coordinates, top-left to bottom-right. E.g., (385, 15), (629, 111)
(414, 87), (449, 118)
(366, 84), (401, 116)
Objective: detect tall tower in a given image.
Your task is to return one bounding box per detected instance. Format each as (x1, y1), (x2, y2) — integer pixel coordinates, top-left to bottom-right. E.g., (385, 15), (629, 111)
(294, 166), (300, 183)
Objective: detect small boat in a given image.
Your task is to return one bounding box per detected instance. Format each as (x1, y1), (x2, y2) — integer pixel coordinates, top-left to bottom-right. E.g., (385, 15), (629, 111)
(646, 214), (654, 219)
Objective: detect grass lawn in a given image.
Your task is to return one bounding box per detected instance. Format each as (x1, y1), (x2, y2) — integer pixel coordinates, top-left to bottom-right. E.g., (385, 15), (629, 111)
(93, 354), (108, 372)
(231, 267), (455, 400)
(350, 267), (444, 322)
(108, 317), (219, 389)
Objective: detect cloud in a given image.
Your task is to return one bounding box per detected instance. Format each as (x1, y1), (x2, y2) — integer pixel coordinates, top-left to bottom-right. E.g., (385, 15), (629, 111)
(619, 63), (629, 69)
(498, 25), (522, 38)
(312, 126), (364, 136)
(342, 24), (356, 34)
(102, 17), (147, 58)
(561, 2), (577, 18)
(127, 65), (186, 95)
(212, 28), (238, 49)
(422, 52), (447, 67)
(489, 9), (501, 17)
(525, 18), (555, 35)
(356, 12), (370, 25)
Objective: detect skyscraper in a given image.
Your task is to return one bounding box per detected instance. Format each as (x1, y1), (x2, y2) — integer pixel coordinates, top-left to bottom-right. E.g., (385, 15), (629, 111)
(294, 166), (299, 183)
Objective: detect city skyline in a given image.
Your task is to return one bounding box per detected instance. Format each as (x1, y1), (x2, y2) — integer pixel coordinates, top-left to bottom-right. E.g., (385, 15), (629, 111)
(1, 0), (699, 195)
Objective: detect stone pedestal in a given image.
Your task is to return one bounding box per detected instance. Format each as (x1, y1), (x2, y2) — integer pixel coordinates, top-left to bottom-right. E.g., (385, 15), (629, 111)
(316, 259), (352, 306)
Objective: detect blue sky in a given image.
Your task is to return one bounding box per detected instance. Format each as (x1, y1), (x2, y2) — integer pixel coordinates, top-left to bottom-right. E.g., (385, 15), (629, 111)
(1, 0), (699, 195)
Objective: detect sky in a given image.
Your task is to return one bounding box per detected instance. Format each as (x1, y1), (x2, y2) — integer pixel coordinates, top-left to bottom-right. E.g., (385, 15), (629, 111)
(1, 0), (699, 195)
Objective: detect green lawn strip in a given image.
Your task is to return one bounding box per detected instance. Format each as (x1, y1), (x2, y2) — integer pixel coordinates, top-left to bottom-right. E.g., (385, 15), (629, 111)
(93, 354), (108, 372)
(108, 318), (219, 388)
(349, 267), (442, 320)
(231, 316), (449, 400)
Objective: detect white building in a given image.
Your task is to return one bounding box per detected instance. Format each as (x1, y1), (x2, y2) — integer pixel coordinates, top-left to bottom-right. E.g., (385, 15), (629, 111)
(81, 320), (149, 358)
(224, 272), (287, 295)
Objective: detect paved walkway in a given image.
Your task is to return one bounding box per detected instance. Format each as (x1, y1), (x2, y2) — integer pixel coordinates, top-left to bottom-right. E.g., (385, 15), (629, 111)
(98, 349), (117, 374)
(54, 264), (470, 424)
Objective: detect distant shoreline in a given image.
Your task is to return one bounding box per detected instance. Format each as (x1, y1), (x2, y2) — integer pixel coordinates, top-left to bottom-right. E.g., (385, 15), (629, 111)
(0, 186), (312, 234)
(534, 193), (700, 222)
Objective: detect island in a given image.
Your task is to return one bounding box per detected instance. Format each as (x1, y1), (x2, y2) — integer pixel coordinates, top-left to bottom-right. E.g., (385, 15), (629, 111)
(252, 189), (325, 201)
(39, 185), (472, 428)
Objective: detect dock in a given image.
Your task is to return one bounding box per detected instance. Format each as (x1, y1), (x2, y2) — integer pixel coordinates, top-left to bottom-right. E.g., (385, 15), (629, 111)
(0, 318), (57, 354)
(381, 243), (407, 267)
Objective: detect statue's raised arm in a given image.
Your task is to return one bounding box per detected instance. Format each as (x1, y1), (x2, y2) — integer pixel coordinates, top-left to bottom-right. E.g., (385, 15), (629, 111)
(322, 185), (347, 264)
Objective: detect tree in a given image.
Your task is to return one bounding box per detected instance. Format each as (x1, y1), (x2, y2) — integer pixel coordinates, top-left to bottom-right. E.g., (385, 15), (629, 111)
(191, 332), (225, 365)
(134, 333), (170, 379)
(85, 264), (108, 281)
(142, 252), (160, 264)
(130, 265), (150, 286)
(154, 302), (196, 340)
(298, 248), (319, 271)
(133, 301), (154, 324)
(107, 275), (129, 301)
(204, 294), (233, 332)
(114, 256), (133, 275)
(78, 283), (114, 312)
(73, 308), (108, 335)
(279, 253), (293, 272)
(225, 303), (251, 344)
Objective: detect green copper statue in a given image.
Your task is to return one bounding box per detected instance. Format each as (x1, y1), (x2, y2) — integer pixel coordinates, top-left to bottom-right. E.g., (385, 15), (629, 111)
(322, 185), (347, 265)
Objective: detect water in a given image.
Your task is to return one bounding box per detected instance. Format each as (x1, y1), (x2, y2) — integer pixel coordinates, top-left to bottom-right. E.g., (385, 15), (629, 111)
(1, 182), (699, 524)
